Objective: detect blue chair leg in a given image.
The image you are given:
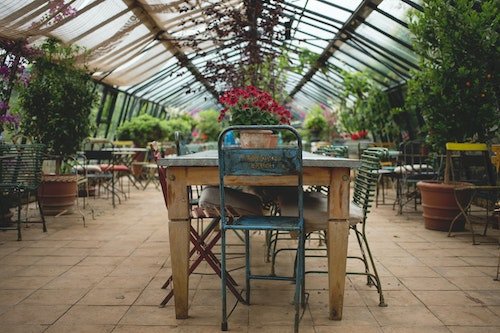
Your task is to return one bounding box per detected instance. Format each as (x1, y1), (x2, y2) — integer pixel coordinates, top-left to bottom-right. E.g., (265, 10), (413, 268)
(245, 230), (251, 304)
(16, 191), (22, 241)
(221, 229), (228, 331)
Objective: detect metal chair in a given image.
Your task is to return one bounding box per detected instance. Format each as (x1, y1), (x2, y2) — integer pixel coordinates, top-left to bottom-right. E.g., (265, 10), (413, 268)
(80, 149), (118, 208)
(0, 143), (46, 240)
(445, 143), (499, 243)
(277, 147), (387, 307)
(218, 125), (304, 333)
(393, 140), (437, 214)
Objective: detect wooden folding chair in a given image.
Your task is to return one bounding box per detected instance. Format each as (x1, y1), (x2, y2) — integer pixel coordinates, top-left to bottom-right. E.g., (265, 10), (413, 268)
(151, 142), (249, 307)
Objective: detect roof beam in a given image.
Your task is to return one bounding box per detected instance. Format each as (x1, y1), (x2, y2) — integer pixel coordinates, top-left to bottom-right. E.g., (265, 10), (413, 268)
(121, 0), (219, 103)
(288, 0), (383, 99)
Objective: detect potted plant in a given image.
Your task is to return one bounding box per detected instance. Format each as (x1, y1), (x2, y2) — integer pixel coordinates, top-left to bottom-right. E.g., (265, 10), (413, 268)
(406, 0), (499, 231)
(193, 109), (222, 143)
(218, 85), (292, 147)
(303, 104), (328, 143)
(116, 114), (170, 148)
(19, 38), (97, 215)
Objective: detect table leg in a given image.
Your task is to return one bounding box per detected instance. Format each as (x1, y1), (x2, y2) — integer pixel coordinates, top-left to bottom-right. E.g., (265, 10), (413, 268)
(169, 220), (190, 318)
(327, 167), (350, 320)
(166, 167), (190, 319)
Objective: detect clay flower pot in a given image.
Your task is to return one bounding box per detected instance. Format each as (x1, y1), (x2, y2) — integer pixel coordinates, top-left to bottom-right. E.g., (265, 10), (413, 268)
(417, 180), (473, 231)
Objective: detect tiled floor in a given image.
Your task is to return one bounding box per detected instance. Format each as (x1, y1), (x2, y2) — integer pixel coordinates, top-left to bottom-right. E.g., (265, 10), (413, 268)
(0, 184), (498, 333)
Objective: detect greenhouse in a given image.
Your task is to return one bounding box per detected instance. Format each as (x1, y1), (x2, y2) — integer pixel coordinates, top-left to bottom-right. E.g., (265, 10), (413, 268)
(0, 1), (499, 332)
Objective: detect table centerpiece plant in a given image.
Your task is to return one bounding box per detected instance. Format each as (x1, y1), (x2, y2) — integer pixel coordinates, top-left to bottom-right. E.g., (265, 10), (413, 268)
(218, 85), (292, 148)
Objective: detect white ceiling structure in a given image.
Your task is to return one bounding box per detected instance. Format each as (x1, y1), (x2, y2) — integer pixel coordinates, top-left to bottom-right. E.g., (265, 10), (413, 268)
(0, 0), (421, 113)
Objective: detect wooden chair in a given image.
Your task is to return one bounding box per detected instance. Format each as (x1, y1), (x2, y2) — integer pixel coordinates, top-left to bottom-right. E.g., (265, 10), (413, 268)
(151, 142), (262, 308)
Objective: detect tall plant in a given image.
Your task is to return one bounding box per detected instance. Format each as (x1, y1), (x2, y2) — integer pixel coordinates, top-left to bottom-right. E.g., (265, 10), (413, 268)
(19, 38), (97, 173)
(406, 0), (499, 154)
(339, 71), (399, 141)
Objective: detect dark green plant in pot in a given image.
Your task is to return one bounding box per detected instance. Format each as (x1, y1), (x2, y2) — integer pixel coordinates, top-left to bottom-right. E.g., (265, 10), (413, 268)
(116, 114), (169, 147)
(19, 38), (96, 174)
(194, 109), (222, 142)
(303, 104), (328, 142)
(406, 0), (499, 155)
(164, 115), (194, 142)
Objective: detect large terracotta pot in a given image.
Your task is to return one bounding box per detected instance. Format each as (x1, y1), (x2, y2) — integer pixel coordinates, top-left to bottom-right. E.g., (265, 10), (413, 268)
(240, 130), (277, 148)
(38, 174), (78, 216)
(417, 180), (472, 231)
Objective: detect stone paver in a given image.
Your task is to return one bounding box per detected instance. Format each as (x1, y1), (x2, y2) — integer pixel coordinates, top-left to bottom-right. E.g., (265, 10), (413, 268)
(0, 183), (498, 332)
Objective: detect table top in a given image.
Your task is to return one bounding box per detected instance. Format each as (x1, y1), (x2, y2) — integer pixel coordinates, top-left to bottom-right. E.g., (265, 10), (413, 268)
(102, 147), (147, 152)
(158, 150), (360, 168)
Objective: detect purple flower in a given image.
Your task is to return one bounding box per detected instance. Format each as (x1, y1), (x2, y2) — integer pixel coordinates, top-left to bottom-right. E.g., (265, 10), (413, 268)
(0, 101), (9, 112)
(0, 65), (9, 77)
(0, 112), (20, 126)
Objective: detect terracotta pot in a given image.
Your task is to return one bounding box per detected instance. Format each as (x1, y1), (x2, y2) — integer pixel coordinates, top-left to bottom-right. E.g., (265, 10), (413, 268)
(38, 174), (77, 216)
(417, 180), (473, 231)
(240, 130), (277, 148)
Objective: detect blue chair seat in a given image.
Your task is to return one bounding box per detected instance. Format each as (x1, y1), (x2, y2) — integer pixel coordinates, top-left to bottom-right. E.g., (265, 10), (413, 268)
(226, 215), (301, 231)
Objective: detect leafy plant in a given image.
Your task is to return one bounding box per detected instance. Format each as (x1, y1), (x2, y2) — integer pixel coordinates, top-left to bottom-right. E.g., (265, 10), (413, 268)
(194, 109), (222, 142)
(19, 38), (96, 173)
(338, 71), (399, 141)
(164, 116), (193, 141)
(406, 0), (499, 154)
(303, 104), (328, 142)
(116, 114), (169, 147)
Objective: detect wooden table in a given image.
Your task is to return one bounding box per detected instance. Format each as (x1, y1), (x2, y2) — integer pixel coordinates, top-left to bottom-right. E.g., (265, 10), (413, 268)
(158, 150), (360, 320)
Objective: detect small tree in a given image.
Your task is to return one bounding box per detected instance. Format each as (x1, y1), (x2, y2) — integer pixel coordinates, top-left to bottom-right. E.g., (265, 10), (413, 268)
(406, 0), (499, 155)
(116, 114), (169, 147)
(19, 38), (96, 174)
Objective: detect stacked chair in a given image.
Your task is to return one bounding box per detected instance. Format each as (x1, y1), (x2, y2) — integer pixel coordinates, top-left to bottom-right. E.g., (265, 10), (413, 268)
(277, 147), (387, 307)
(0, 143), (46, 240)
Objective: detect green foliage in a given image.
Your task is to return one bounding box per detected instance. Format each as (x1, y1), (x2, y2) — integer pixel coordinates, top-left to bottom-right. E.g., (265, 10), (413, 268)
(116, 114), (169, 147)
(195, 109), (222, 142)
(163, 116), (193, 141)
(406, 0), (499, 153)
(303, 104), (328, 141)
(338, 71), (399, 141)
(19, 38), (96, 172)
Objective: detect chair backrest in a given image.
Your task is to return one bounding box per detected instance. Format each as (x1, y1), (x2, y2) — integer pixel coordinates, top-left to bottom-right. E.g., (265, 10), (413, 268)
(113, 140), (134, 148)
(317, 145), (349, 158)
(0, 143), (45, 191)
(150, 142), (169, 209)
(445, 142), (495, 185)
(352, 148), (384, 217)
(218, 125), (303, 222)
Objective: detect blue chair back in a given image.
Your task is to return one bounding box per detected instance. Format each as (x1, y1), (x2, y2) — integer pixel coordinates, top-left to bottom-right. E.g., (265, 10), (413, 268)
(218, 125), (303, 223)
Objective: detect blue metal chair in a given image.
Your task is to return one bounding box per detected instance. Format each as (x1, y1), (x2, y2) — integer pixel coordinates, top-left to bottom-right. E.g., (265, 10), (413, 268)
(218, 125), (304, 332)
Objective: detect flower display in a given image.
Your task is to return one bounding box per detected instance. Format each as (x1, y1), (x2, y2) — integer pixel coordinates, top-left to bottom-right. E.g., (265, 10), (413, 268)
(218, 86), (292, 126)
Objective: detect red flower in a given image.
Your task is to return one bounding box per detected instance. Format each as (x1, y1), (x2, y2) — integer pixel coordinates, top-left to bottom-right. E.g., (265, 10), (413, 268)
(218, 86), (292, 125)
